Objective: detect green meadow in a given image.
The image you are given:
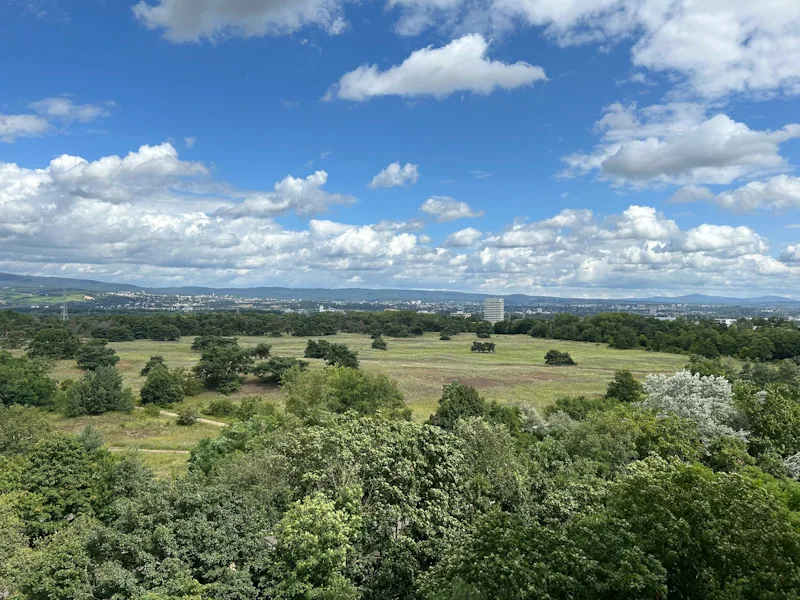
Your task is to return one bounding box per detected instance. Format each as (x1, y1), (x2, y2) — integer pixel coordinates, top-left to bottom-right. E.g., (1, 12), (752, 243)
(47, 332), (689, 475)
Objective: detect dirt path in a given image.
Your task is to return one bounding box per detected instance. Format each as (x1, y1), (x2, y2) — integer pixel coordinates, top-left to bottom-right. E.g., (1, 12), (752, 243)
(134, 406), (228, 427)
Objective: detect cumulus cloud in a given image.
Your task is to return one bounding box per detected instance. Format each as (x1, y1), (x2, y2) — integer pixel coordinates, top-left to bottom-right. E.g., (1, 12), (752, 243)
(445, 227), (482, 247)
(325, 34), (546, 101)
(133, 0), (348, 42)
(385, 0), (800, 99)
(368, 162), (419, 189)
(420, 196), (483, 222)
(0, 114), (50, 143)
(669, 175), (800, 213)
(562, 102), (800, 187)
(3, 141), (800, 296)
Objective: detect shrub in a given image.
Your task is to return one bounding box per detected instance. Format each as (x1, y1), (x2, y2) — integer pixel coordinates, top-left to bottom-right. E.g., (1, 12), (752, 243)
(218, 380), (242, 396)
(26, 328), (80, 360)
(440, 334), (451, 341)
(471, 342), (496, 353)
(544, 349), (576, 366)
(324, 344), (359, 369)
(140, 366), (185, 406)
(173, 367), (204, 396)
(176, 407), (199, 426)
(140, 356), (165, 376)
(249, 343), (272, 359)
(75, 339), (120, 371)
(64, 366), (134, 417)
(203, 397), (235, 417)
(429, 381), (485, 430)
(252, 356), (309, 384)
(142, 403), (162, 417)
(371, 337), (388, 350)
(0, 351), (57, 408)
(605, 370), (644, 403)
(304, 339), (332, 359)
(191, 335), (238, 352)
(544, 395), (619, 420)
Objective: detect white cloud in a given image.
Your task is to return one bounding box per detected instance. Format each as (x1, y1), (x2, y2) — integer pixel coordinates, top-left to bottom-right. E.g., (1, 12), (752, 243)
(385, 0), (800, 99)
(326, 34), (546, 101)
(368, 162), (419, 189)
(420, 196), (483, 222)
(669, 175), (800, 213)
(217, 171), (356, 218)
(133, 0), (348, 42)
(445, 227), (482, 247)
(669, 185), (715, 204)
(29, 97), (111, 122)
(562, 102), (800, 187)
(1, 97), (113, 143)
(184, 136), (197, 148)
(0, 114), (50, 143)
(3, 141), (800, 296)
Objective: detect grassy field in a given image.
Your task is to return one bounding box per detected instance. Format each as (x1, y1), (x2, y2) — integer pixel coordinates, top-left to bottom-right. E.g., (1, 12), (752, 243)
(46, 333), (689, 475)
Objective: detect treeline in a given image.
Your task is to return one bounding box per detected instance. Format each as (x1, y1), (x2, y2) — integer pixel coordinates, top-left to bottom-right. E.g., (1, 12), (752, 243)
(1, 366), (799, 598)
(496, 312), (800, 361)
(0, 309), (481, 347)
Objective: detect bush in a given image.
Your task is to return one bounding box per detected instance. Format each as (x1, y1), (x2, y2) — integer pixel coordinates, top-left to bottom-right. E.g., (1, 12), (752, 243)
(235, 396), (275, 421)
(142, 403), (162, 417)
(203, 397), (235, 417)
(605, 370), (644, 403)
(371, 337), (388, 350)
(140, 356), (165, 376)
(0, 351), (57, 408)
(176, 407), (199, 426)
(249, 343), (272, 359)
(173, 367), (204, 396)
(140, 366), (185, 406)
(544, 395), (619, 420)
(64, 366), (134, 417)
(218, 380), (242, 396)
(324, 344), (359, 369)
(304, 339), (332, 359)
(471, 342), (495, 353)
(429, 381), (485, 430)
(75, 339), (120, 371)
(191, 335), (238, 352)
(440, 334), (451, 341)
(545, 349), (576, 366)
(252, 356), (309, 384)
(193, 343), (253, 388)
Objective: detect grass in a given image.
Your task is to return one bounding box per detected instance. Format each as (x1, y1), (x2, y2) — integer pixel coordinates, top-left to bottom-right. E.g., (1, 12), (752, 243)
(45, 332), (689, 477)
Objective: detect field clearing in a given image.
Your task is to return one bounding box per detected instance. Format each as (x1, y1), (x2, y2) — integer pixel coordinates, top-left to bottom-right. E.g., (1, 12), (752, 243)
(46, 332), (689, 475)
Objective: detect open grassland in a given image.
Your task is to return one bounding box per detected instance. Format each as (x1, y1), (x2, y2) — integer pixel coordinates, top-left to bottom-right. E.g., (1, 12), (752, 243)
(47, 332), (688, 475)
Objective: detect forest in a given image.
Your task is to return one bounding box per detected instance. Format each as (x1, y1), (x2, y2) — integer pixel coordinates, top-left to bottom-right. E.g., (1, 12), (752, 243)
(1, 316), (800, 599)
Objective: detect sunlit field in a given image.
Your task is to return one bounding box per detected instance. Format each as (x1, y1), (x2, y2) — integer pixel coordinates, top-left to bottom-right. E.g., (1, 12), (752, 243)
(47, 332), (689, 475)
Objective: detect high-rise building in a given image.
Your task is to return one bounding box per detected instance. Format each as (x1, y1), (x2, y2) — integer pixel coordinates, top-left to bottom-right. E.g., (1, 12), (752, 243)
(483, 298), (504, 324)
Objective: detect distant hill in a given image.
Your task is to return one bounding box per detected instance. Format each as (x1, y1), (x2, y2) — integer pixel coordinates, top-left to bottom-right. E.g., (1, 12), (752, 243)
(1, 272), (798, 307)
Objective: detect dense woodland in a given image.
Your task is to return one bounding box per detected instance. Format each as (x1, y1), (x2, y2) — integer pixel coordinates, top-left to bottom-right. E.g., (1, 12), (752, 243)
(1, 312), (800, 598)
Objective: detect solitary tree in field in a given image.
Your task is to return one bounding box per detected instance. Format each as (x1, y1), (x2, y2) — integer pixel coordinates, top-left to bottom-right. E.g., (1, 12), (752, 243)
(544, 350), (576, 366)
(371, 337), (388, 350)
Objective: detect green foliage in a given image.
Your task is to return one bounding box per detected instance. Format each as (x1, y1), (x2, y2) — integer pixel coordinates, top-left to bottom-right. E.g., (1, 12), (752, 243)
(429, 381), (485, 430)
(192, 343), (254, 387)
(323, 343), (359, 369)
(142, 403), (162, 417)
(64, 366), (134, 417)
(140, 355), (165, 376)
(0, 351), (57, 408)
(218, 379), (242, 395)
(140, 366), (186, 406)
(26, 328), (80, 360)
(439, 334), (451, 341)
(610, 326), (639, 349)
(545, 349), (576, 366)
(304, 339), (332, 359)
(0, 405), (54, 456)
(176, 407), (199, 426)
(190, 335), (238, 351)
(544, 395), (619, 420)
(371, 337), (388, 350)
(686, 353), (728, 377)
(203, 397), (236, 417)
(173, 367), (204, 396)
(470, 342), (495, 353)
(75, 338), (120, 370)
(734, 383), (800, 457)
(249, 342), (272, 358)
(604, 369), (644, 402)
(252, 356), (309, 384)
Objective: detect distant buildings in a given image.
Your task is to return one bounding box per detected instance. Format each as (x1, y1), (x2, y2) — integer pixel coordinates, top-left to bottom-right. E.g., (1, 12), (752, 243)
(483, 298), (505, 324)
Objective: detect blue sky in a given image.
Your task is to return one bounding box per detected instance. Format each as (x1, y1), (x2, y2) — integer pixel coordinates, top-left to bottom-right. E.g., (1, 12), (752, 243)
(1, 0), (800, 297)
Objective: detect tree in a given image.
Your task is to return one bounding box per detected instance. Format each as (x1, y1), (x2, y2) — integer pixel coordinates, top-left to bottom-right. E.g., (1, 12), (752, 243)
(324, 343), (359, 369)
(75, 339), (120, 371)
(470, 342), (495, 353)
(0, 351), (57, 408)
(140, 355), (165, 376)
(643, 371), (745, 440)
(605, 370), (643, 403)
(26, 328), (80, 360)
(429, 381), (485, 430)
(734, 383), (800, 457)
(686, 354), (727, 378)
(147, 323), (181, 341)
(304, 339), (332, 359)
(192, 344), (254, 388)
(0, 405), (54, 456)
(252, 356), (309, 384)
(610, 327), (638, 349)
(371, 337), (388, 350)
(191, 335), (238, 352)
(545, 349), (576, 366)
(249, 343), (272, 359)
(100, 325), (135, 342)
(140, 366), (186, 406)
(64, 366), (134, 417)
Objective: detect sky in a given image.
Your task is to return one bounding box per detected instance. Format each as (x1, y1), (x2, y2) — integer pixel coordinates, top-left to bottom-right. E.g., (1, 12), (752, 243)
(1, 0), (800, 298)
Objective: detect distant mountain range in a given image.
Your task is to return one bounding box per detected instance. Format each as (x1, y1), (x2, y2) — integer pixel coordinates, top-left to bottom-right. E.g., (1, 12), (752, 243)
(1, 271), (799, 307)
